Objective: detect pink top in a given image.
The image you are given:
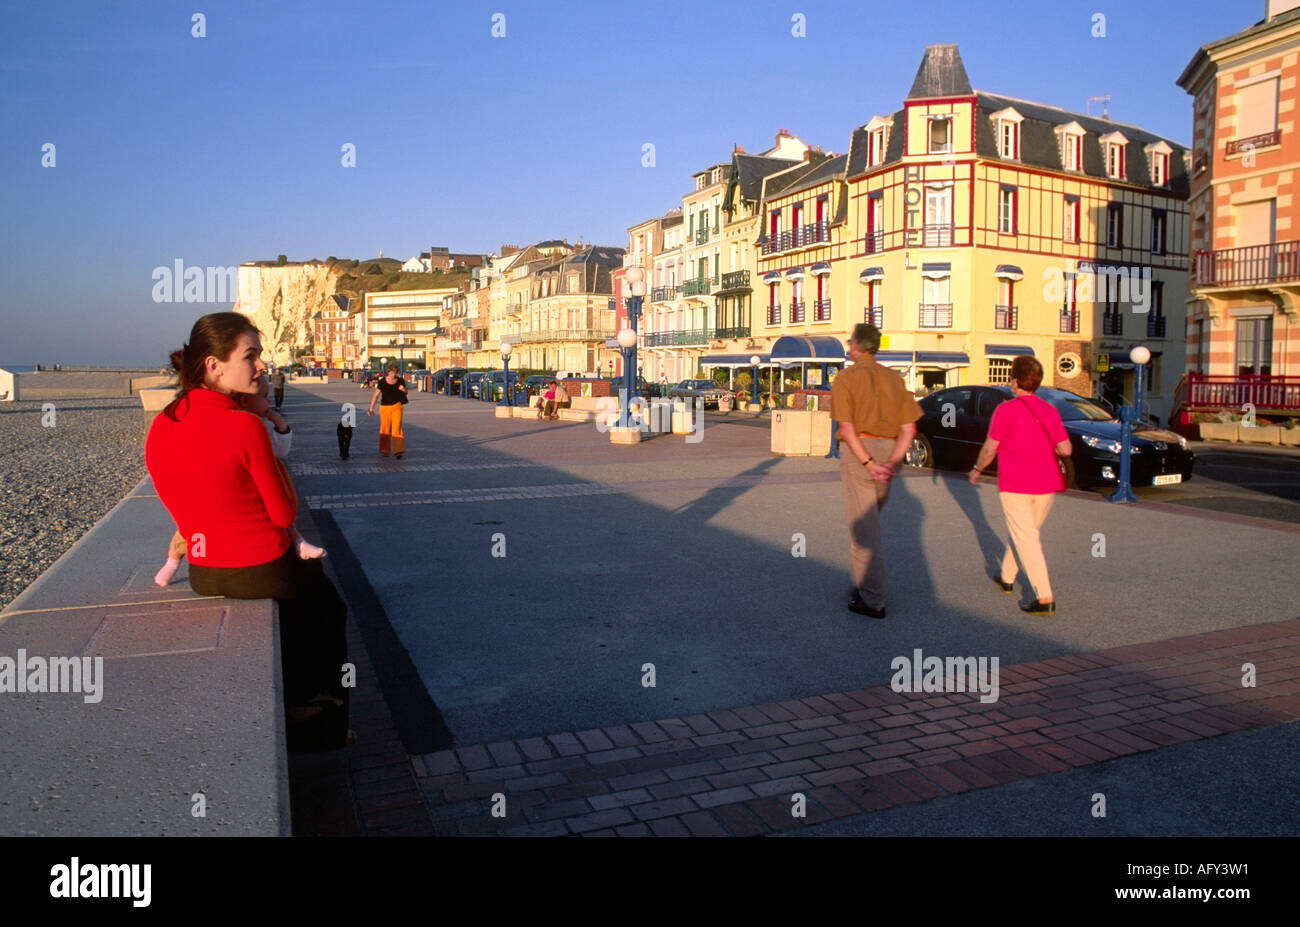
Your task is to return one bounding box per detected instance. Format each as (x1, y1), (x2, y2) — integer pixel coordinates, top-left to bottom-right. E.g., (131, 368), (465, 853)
(988, 394), (1069, 494)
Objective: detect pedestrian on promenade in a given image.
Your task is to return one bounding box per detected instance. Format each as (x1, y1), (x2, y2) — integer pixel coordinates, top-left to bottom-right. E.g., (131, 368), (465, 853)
(145, 312), (350, 751)
(538, 381), (557, 421)
(153, 372), (324, 586)
(270, 367), (286, 409)
(968, 355), (1072, 615)
(830, 323), (922, 620)
(367, 363), (407, 458)
(553, 379), (569, 417)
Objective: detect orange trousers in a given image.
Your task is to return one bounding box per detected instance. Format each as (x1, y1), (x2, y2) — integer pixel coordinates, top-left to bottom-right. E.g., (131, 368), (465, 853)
(379, 403), (405, 455)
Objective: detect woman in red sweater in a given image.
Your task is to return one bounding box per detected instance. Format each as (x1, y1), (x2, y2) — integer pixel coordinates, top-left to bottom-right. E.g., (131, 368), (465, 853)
(145, 312), (350, 751)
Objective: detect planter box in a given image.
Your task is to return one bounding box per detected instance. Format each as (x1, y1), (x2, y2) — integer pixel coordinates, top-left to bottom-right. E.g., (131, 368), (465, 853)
(1197, 421), (1238, 443)
(1279, 429), (1300, 447)
(1238, 424), (1281, 445)
(608, 426), (643, 445)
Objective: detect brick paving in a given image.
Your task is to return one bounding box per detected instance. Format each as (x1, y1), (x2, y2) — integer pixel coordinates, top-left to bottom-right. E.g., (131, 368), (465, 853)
(399, 618), (1300, 836)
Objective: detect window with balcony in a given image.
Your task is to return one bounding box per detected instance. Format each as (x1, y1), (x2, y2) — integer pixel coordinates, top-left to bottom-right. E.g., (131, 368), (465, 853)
(1236, 316), (1273, 375)
(813, 276), (831, 322)
(1100, 270), (1122, 336)
(790, 280), (805, 323)
(999, 185), (1017, 234)
(1106, 204), (1123, 248)
(995, 280), (1016, 330)
(1060, 273), (1079, 333)
(1064, 195), (1080, 243)
(1148, 281), (1166, 338)
(920, 275), (951, 327)
(866, 193), (884, 253)
(864, 281), (883, 329)
(1235, 76), (1279, 147)
(767, 284), (780, 326)
(929, 116), (952, 154)
(1151, 209), (1166, 254)
(925, 186), (952, 246)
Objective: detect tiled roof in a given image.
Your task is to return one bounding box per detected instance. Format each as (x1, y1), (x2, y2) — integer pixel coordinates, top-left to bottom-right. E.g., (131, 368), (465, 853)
(907, 44), (973, 99)
(1179, 5), (1300, 86)
(733, 154), (802, 201)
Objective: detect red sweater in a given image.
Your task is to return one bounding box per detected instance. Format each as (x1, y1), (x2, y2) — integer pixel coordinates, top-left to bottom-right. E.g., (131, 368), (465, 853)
(145, 387), (295, 568)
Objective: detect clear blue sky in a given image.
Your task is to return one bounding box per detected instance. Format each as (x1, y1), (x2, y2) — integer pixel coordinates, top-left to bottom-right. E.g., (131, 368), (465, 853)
(0, 0), (1259, 365)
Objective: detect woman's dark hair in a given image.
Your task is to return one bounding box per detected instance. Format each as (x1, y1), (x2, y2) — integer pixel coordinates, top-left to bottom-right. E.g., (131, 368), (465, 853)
(164, 312), (261, 420)
(1010, 355), (1044, 393)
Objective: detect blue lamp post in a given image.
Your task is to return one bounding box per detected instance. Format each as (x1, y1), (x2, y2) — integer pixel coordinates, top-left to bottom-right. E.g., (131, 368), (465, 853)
(749, 354), (760, 406)
(620, 266), (646, 428)
(1108, 344), (1151, 504)
(499, 341), (513, 406)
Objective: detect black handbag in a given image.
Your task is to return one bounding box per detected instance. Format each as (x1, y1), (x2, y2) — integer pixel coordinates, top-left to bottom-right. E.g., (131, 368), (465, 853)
(398, 378), (409, 404)
(1018, 397), (1073, 490)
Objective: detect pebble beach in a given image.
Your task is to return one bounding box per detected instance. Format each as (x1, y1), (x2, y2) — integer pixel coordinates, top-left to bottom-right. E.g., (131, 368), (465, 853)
(0, 398), (150, 611)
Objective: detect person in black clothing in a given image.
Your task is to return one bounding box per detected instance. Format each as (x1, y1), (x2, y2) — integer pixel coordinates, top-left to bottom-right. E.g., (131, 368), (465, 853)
(270, 368), (286, 408)
(366, 364), (408, 458)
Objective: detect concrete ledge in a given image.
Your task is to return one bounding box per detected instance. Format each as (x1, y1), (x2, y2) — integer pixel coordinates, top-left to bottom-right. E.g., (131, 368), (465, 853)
(558, 409), (597, 423)
(0, 477), (289, 836)
(608, 426), (643, 444)
(139, 388), (176, 412)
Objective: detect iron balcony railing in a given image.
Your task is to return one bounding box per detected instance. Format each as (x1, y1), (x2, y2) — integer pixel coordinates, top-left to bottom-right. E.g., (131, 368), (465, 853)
(813, 298), (832, 322)
(713, 326), (751, 339)
(695, 227), (710, 244)
(519, 328), (612, 343)
(1060, 308), (1080, 333)
(719, 270), (751, 291)
(767, 304), (782, 326)
(918, 303), (953, 328)
(1147, 315), (1167, 338)
(863, 306), (884, 329)
(760, 221), (830, 254)
(1192, 240), (1300, 287)
(1225, 130), (1281, 155)
(789, 301), (806, 323)
(651, 285), (681, 302)
(1102, 311), (1123, 336)
(921, 224), (954, 247)
(682, 277), (712, 296)
(1181, 372), (1300, 412)
(994, 304), (1017, 330)
(643, 329), (709, 347)
(864, 230), (884, 254)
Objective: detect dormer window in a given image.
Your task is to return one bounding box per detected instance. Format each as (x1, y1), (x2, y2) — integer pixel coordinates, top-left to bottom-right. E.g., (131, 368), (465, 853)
(1145, 140), (1172, 187)
(991, 107), (1023, 160)
(865, 115), (892, 167)
(929, 116), (952, 154)
(1056, 121), (1085, 172)
(1101, 131), (1129, 181)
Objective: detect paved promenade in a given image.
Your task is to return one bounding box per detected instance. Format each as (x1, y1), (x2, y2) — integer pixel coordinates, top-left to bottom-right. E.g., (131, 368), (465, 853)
(169, 382), (1300, 835)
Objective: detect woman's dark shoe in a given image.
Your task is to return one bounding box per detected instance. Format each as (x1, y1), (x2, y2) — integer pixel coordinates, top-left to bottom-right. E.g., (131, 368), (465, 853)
(847, 591), (886, 619)
(395, 453), (403, 460)
(992, 575), (1015, 593)
(1020, 599), (1056, 615)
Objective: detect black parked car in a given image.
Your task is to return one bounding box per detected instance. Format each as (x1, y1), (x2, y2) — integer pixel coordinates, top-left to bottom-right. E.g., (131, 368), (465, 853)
(907, 385), (1195, 491)
(667, 379), (734, 408)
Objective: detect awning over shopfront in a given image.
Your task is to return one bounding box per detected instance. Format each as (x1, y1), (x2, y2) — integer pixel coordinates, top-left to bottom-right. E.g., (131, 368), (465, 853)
(701, 353), (771, 367)
(984, 344), (1034, 356)
(873, 351), (970, 368)
(770, 335), (846, 365)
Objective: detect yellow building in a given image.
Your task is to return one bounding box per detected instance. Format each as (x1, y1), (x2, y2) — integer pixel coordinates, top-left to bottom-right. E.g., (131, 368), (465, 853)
(797, 44), (1189, 423)
(363, 287), (458, 372)
(518, 246), (625, 373)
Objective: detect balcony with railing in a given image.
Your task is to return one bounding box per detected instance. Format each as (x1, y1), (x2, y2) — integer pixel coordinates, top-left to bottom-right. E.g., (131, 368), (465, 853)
(643, 329), (709, 347)
(1175, 372), (1300, 418)
(1192, 240), (1300, 288)
(921, 224), (954, 247)
(863, 306), (884, 329)
(719, 270), (751, 291)
(1102, 311), (1123, 336)
(1060, 309), (1079, 333)
(519, 328), (612, 343)
(789, 301), (806, 324)
(682, 276), (713, 296)
(695, 227), (710, 244)
(651, 284), (681, 302)
(994, 304), (1017, 330)
(1147, 315), (1167, 338)
(767, 304), (782, 326)
(713, 326), (751, 340)
(918, 303), (953, 328)
(864, 230), (884, 254)
(794, 221), (829, 249)
(813, 298), (832, 322)
(1225, 130), (1281, 155)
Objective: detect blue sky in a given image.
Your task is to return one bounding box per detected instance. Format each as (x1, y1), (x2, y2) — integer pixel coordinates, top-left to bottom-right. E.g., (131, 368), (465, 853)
(0, 0), (1259, 365)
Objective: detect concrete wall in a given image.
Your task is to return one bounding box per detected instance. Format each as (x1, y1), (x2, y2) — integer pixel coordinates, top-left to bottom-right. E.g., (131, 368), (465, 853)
(6, 370), (160, 400)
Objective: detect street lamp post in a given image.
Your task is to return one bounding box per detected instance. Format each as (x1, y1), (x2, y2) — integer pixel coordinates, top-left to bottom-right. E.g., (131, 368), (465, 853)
(1108, 344), (1151, 504)
(621, 266), (646, 428)
(499, 342), (513, 406)
(749, 354), (760, 406)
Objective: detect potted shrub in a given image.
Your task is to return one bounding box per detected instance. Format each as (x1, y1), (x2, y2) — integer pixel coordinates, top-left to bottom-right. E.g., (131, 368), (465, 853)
(1278, 418), (1300, 447)
(1197, 411), (1239, 443)
(1238, 415), (1282, 446)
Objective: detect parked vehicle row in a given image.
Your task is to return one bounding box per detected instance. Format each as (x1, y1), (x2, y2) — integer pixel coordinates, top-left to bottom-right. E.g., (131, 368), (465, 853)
(909, 385), (1195, 491)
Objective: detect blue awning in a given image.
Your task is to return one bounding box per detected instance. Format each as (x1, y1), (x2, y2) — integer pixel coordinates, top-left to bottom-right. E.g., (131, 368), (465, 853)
(985, 343), (1034, 357)
(701, 353), (770, 367)
(762, 271), (782, 282)
(859, 266), (885, 282)
(915, 352), (970, 365)
(785, 266), (806, 279)
(875, 351), (914, 364)
(770, 335), (846, 363)
(994, 264), (1024, 280)
(921, 262), (951, 279)
(810, 261), (833, 276)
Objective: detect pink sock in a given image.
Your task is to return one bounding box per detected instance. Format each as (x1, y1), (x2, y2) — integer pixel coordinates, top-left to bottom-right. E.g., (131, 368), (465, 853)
(154, 557), (181, 587)
(295, 537), (327, 560)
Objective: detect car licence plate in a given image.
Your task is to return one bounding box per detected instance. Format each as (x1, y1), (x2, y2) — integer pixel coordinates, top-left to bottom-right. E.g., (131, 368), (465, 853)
(1152, 474), (1182, 486)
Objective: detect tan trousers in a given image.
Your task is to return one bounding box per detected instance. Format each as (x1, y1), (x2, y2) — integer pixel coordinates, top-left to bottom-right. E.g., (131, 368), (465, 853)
(998, 492), (1056, 601)
(839, 438), (895, 609)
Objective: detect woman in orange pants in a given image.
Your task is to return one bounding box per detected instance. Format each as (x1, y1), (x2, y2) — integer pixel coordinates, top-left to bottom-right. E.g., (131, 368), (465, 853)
(367, 364), (408, 458)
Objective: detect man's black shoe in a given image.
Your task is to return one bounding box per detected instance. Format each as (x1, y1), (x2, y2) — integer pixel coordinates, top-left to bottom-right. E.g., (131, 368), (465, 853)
(1020, 599), (1056, 615)
(992, 575), (1015, 593)
(848, 593), (886, 619)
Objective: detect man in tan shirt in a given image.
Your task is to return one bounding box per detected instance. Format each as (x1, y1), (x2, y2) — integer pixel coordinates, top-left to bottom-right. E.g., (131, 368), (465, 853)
(829, 323), (922, 619)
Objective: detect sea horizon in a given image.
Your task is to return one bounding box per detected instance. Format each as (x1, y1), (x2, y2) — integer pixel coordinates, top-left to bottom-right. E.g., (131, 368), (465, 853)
(0, 363), (162, 373)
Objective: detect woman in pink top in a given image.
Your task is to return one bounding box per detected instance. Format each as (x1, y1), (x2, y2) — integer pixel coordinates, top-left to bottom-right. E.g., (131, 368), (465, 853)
(968, 356), (1072, 615)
